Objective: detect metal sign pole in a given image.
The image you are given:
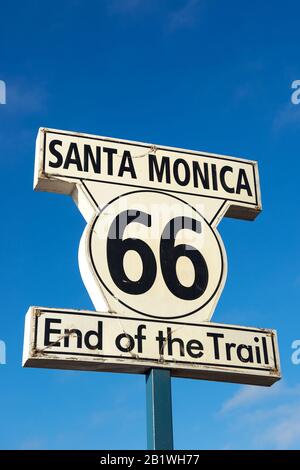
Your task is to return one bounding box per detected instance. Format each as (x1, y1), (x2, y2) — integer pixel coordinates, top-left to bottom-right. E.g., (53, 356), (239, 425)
(146, 368), (174, 450)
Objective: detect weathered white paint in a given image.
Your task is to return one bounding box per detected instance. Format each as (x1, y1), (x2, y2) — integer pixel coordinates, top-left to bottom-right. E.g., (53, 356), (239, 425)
(23, 307), (280, 386)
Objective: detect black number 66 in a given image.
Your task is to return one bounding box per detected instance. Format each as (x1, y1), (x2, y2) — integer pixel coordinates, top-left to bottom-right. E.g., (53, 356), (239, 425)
(107, 210), (208, 300)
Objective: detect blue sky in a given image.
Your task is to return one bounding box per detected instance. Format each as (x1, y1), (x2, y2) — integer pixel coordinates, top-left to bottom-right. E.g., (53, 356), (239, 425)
(0, 0), (300, 449)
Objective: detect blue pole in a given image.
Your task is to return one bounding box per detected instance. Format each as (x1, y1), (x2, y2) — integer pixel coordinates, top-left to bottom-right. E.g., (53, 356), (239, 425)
(146, 368), (174, 450)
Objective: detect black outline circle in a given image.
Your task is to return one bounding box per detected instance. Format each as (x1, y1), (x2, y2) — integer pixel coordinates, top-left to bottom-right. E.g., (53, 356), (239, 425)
(89, 190), (225, 320)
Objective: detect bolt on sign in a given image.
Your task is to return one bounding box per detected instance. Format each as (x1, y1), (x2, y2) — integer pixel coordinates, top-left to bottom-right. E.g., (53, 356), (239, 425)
(23, 128), (281, 386)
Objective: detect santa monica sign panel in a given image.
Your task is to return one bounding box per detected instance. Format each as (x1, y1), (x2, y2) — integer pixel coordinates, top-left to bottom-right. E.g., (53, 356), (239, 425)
(35, 128), (260, 220)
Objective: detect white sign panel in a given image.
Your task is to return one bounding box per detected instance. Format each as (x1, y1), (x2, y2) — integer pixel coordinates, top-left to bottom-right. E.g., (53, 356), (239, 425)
(23, 307), (280, 386)
(33, 128), (262, 323)
(35, 129), (260, 216)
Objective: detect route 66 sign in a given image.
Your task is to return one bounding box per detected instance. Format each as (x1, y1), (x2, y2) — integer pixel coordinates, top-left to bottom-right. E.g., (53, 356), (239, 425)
(33, 127), (261, 322)
(23, 127), (281, 386)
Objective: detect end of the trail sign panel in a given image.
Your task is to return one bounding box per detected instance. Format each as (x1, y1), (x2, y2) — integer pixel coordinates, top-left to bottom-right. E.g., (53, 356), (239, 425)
(23, 127), (281, 387)
(23, 307), (280, 386)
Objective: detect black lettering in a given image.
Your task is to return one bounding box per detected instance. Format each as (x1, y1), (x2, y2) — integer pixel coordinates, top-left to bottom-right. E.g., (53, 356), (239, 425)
(236, 344), (254, 363)
(49, 140), (63, 168)
(254, 337), (261, 364)
(84, 145), (101, 173)
(211, 164), (218, 190)
(186, 339), (203, 358)
(220, 166), (234, 193)
(149, 155), (171, 183)
(64, 143), (83, 171)
(103, 147), (117, 175)
(44, 319), (61, 347)
(173, 159), (190, 186)
(207, 332), (224, 359)
(64, 329), (82, 348)
(118, 150), (137, 178)
(255, 346), (262, 363)
(134, 325), (146, 353)
(84, 321), (103, 350)
(166, 327), (185, 356)
(262, 337), (269, 364)
(155, 330), (166, 355)
(192, 161), (210, 189)
(225, 342), (236, 360)
(236, 169), (252, 196)
(115, 333), (135, 352)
